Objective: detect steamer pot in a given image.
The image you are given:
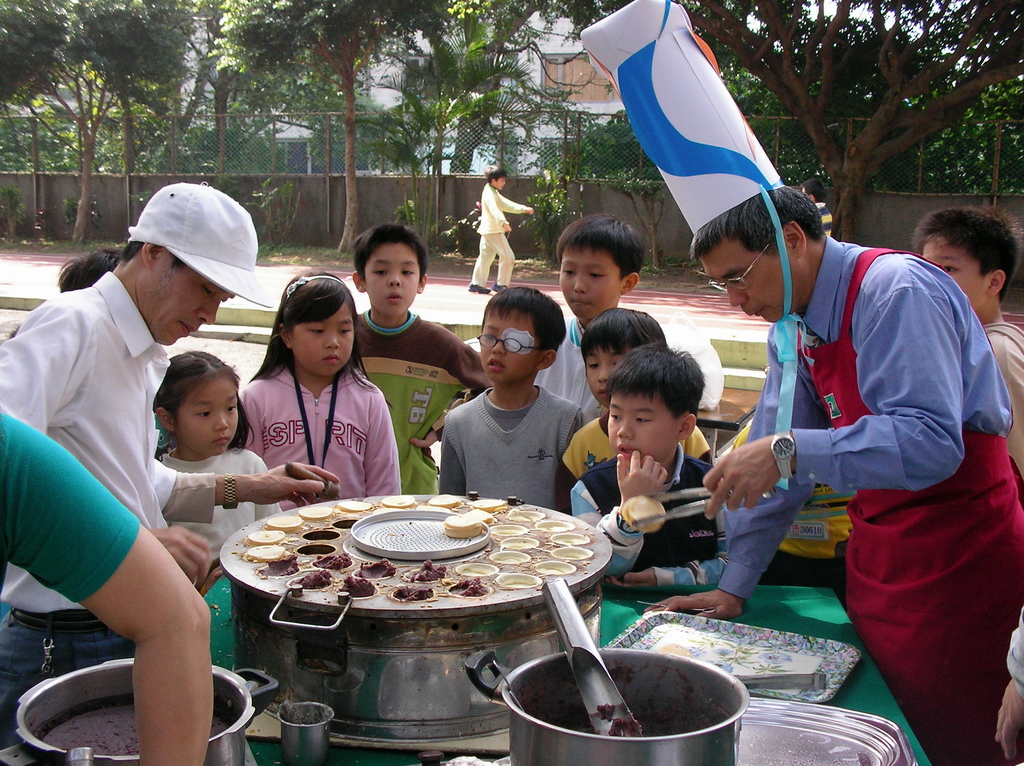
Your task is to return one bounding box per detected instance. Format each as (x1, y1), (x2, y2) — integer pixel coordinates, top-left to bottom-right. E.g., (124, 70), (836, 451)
(467, 648), (748, 766)
(15, 659), (277, 765)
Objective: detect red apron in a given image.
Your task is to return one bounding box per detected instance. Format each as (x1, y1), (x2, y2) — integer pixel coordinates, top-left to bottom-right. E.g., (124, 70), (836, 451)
(803, 248), (1024, 765)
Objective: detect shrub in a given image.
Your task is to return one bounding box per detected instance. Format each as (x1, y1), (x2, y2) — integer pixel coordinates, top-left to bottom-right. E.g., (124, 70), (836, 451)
(0, 186), (25, 239)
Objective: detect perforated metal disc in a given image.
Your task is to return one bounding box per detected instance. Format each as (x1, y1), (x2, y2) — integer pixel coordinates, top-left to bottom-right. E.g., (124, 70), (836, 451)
(349, 509), (490, 560)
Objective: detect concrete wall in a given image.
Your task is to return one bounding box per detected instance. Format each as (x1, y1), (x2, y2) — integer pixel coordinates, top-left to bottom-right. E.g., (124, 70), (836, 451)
(2, 172), (1022, 269)
(855, 193), (1024, 252)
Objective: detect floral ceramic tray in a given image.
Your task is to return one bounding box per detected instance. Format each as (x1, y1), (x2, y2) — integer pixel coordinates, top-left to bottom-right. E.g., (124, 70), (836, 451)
(608, 612), (860, 703)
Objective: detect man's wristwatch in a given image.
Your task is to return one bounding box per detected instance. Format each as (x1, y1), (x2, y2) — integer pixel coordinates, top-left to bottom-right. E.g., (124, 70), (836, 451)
(223, 473), (238, 509)
(770, 431), (796, 479)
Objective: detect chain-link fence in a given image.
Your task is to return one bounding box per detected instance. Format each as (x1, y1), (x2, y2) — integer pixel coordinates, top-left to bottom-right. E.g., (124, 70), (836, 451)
(1, 110), (1022, 194)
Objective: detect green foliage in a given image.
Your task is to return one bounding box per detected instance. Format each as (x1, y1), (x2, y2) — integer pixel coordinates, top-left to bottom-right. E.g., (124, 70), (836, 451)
(447, 0), (491, 20)
(381, 13), (537, 241)
(222, 0), (446, 248)
(0, 0), (67, 103)
(394, 200), (419, 226)
(62, 197), (100, 234)
(251, 179), (300, 245)
(438, 205), (481, 256)
(9, 0), (191, 241)
(604, 162), (666, 267)
(389, 14), (536, 176)
(0, 186), (25, 239)
(524, 169), (572, 264)
(574, 113), (644, 180)
(222, 0), (442, 79)
(61, 197), (77, 228)
(81, 0), (190, 108)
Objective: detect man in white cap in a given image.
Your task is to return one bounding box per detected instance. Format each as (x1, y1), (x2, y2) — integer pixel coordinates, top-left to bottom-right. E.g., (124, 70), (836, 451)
(0, 182), (335, 744)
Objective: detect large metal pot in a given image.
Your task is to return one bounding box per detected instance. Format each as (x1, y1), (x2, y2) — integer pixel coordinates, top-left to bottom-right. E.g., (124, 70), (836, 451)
(14, 659), (277, 765)
(467, 648), (748, 766)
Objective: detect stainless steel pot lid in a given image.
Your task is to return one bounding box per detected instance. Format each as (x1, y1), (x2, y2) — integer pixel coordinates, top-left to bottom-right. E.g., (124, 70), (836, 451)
(350, 509), (490, 560)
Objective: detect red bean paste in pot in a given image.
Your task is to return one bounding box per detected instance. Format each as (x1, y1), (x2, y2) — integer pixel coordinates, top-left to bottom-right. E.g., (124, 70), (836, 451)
(408, 560), (447, 582)
(39, 695), (234, 755)
(312, 552), (352, 570)
(517, 663), (730, 737)
(358, 558), (397, 579)
(596, 703), (644, 736)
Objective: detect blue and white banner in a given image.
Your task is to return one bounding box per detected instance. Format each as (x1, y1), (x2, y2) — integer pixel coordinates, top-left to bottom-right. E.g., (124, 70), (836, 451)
(582, 0), (783, 232)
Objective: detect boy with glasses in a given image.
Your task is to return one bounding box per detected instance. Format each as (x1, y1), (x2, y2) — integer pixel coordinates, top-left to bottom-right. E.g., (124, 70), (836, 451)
(439, 287), (584, 508)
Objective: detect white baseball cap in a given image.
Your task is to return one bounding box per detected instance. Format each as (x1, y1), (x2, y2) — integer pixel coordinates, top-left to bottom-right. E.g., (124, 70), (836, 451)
(128, 182), (273, 307)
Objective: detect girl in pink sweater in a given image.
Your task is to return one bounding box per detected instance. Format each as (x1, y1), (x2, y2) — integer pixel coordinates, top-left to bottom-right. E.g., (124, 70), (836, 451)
(241, 273), (400, 505)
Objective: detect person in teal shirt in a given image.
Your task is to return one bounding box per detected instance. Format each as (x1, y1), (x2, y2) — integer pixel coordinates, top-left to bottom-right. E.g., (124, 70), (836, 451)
(0, 413), (213, 764)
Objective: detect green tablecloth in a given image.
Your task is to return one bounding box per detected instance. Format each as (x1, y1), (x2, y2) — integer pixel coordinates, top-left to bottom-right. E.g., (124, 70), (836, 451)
(206, 580), (930, 765)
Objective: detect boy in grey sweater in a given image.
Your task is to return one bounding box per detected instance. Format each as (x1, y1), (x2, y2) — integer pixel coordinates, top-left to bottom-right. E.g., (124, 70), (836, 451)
(440, 287), (584, 508)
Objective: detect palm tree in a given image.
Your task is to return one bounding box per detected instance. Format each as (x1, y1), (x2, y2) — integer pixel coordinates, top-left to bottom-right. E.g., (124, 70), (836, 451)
(378, 15), (536, 240)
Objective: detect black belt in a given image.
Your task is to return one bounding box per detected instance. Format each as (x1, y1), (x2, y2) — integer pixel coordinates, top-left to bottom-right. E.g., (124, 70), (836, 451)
(10, 609), (106, 634)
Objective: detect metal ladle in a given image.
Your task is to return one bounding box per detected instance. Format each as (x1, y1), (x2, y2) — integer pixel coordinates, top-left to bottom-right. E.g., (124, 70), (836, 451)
(542, 579), (642, 737)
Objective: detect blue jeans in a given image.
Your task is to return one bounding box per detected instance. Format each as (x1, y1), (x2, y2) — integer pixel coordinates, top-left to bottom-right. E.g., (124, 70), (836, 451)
(0, 613), (135, 747)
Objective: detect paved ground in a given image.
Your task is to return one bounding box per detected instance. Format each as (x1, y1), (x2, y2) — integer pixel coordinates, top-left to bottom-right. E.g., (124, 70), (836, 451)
(5, 250), (1024, 385)
(0, 251), (770, 335)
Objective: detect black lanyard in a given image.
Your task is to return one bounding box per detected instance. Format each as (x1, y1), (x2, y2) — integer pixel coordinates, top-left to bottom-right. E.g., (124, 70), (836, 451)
(292, 370), (341, 468)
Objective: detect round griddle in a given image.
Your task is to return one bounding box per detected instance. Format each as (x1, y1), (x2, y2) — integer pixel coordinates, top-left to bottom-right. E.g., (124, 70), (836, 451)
(349, 509), (490, 560)
(220, 496), (611, 618)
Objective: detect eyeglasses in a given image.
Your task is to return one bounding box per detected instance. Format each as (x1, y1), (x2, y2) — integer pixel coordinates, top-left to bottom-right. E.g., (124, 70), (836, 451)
(706, 243), (771, 292)
(477, 334), (536, 354)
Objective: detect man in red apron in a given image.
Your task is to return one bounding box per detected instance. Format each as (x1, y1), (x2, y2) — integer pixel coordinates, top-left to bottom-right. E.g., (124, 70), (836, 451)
(658, 187), (1024, 765)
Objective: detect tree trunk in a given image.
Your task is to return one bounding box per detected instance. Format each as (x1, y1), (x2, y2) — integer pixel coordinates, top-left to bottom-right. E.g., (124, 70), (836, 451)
(826, 124), (890, 242)
(72, 126), (95, 243)
(831, 175), (865, 243)
(645, 195), (666, 268)
(337, 71), (359, 252)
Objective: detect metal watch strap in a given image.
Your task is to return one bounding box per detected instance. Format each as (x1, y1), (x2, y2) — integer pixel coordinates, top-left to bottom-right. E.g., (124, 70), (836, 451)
(223, 473), (238, 509)
(771, 432), (795, 480)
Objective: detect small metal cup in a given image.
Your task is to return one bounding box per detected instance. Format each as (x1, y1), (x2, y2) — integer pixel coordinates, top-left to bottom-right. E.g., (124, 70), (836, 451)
(279, 701), (334, 766)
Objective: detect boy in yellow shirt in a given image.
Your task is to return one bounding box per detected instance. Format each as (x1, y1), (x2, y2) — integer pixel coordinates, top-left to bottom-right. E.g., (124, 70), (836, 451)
(553, 307), (710, 512)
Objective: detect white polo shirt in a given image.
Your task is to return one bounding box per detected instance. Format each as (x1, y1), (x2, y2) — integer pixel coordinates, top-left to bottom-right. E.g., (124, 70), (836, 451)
(0, 272), (175, 611)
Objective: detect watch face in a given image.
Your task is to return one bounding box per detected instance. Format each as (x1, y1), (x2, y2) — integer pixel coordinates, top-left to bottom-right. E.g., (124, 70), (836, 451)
(773, 436), (795, 458)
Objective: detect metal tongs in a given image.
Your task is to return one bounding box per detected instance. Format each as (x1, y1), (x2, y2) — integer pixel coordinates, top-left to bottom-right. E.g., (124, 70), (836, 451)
(622, 486), (777, 532)
(736, 672), (828, 692)
(621, 487), (713, 532)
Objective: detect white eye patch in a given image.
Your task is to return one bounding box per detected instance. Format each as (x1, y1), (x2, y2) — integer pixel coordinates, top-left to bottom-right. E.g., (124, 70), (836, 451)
(501, 328), (536, 354)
